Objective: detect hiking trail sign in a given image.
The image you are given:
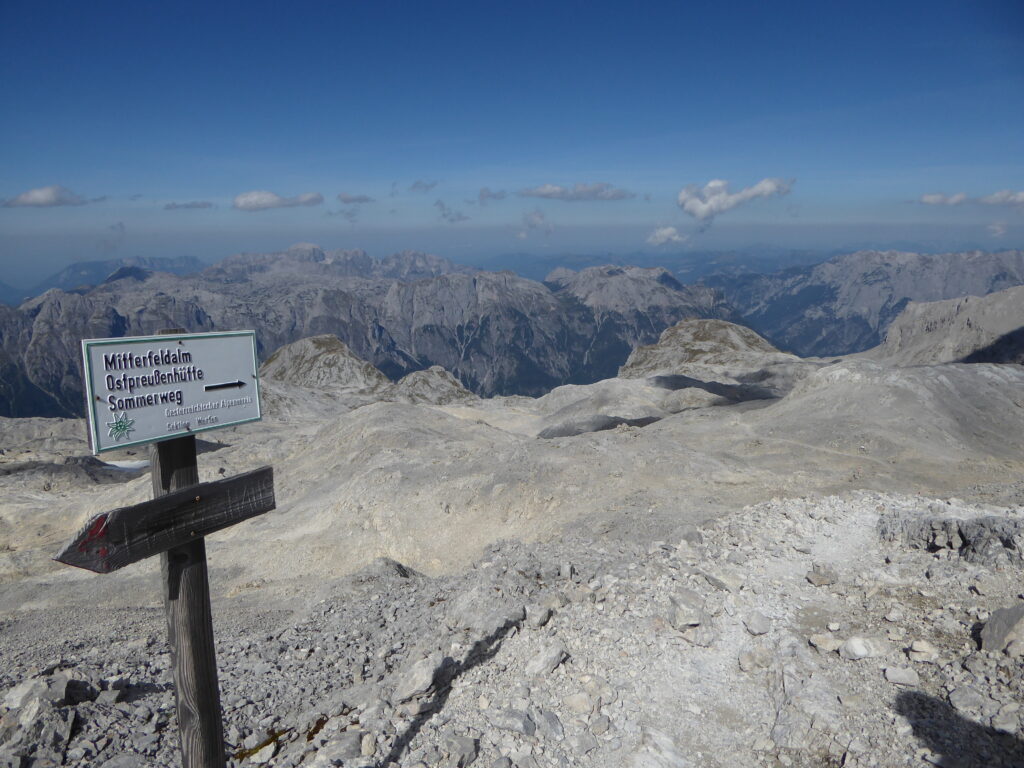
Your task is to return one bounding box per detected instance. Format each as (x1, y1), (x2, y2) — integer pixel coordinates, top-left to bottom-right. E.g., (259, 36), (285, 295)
(59, 329), (276, 768)
(82, 330), (261, 454)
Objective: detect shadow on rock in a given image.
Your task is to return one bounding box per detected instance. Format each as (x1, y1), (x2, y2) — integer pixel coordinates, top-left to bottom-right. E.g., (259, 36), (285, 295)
(650, 373), (776, 402)
(378, 617), (519, 767)
(895, 690), (1024, 768)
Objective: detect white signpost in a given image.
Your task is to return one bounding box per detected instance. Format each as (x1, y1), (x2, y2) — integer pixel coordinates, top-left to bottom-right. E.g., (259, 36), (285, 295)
(81, 330), (261, 453)
(65, 329), (274, 768)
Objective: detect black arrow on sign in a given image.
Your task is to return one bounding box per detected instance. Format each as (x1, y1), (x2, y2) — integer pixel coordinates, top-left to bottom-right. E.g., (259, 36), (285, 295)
(204, 380), (246, 391)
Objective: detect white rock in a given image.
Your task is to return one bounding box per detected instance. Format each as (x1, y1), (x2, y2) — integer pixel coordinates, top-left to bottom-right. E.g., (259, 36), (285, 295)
(980, 603), (1024, 653)
(839, 636), (891, 660)
(525, 641), (568, 677)
(249, 741), (277, 764)
(393, 653), (444, 702)
(907, 639), (939, 663)
(743, 611), (771, 636)
(884, 666), (919, 686)
(809, 634), (843, 653)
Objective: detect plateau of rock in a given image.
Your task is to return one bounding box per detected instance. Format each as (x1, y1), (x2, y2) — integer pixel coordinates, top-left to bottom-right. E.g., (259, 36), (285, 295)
(1, 306), (1023, 767)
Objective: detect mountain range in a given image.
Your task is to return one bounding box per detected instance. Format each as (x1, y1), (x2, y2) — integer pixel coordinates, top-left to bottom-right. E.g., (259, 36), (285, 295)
(0, 247), (730, 417)
(704, 249), (1024, 356)
(1, 246), (1021, 419)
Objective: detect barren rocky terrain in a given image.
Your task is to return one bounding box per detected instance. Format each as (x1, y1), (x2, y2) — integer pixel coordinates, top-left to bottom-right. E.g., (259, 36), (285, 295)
(1, 309), (1023, 767)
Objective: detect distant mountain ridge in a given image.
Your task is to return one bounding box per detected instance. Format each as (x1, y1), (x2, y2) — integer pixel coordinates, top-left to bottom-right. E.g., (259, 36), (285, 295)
(705, 249), (1024, 357)
(203, 244), (471, 283)
(0, 280), (23, 307)
(0, 248), (731, 417)
(26, 255), (205, 298)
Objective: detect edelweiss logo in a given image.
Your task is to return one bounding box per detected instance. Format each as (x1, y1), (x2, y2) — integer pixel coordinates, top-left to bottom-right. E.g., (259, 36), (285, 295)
(106, 412), (136, 441)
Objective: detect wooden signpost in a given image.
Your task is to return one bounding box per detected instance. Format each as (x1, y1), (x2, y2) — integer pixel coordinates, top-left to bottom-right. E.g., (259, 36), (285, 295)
(56, 329), (276, 768)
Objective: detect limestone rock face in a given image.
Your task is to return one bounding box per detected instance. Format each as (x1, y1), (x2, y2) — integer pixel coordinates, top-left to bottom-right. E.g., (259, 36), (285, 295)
(861, 284), (1024, 366)
(980, 604), (1024, 653)
(707, 249), (1024, 356)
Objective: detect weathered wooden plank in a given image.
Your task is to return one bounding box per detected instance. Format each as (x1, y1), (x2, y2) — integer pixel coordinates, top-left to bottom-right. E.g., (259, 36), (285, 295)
(54, 465), (274, 573)
(154, 433), (226, 768)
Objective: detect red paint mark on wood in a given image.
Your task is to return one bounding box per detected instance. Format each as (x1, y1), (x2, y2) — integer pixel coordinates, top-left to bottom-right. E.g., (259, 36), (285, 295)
(78, 513), (109, 551)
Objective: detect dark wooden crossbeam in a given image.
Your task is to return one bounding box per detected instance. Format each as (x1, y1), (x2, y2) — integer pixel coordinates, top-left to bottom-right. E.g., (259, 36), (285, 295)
(55, 466), (275, 574)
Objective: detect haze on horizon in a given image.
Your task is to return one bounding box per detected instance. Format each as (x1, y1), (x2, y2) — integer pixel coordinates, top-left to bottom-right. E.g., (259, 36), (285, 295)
(1, 0), (1022, 286)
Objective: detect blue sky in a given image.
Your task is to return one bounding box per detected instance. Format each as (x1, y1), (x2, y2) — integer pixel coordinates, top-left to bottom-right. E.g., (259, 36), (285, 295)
(1, 0), (1022, 285)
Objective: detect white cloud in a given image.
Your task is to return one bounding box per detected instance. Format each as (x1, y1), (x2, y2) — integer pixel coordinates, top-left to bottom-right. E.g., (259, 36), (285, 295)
(520, 182), (634, 201)
(233, 190), (324, 211)
(646, 226), (688, 246)
(988, 221), (1008, 237)
(517, 208), (553, 239)
(920, 192), (968, 206)
(327, 206), (363, 222)
(338, 193), (375, 204)
(435, 199), (469, 223)
(3, 184), (89, 207)
(165, 200), (214, 210)
(980, 190), (1024, 206)
(409, 179), (438, 194)
(919, 190), (1024, 208)
(677, 178), (792, 223)
(478, 187), (507, 205)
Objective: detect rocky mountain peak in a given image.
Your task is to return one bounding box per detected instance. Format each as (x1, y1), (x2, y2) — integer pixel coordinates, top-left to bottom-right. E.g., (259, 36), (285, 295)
(391, 365), (477, 405)
(103, 265), (152, 284)
(284, 242), (328, 262)
(260, 334), (390, 393)
(549, 264), (696, 314)
(620, 318), (793, 378)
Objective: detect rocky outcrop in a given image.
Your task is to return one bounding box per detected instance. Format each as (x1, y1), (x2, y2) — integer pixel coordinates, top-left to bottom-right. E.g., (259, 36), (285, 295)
(862, 284), (1024, 366)
(620, 318), (795, 377)
(390, 366), (477, 405)
(619, 318), (816, 402)
(706, 249), (1024, 356)
(260, 335), (390, 394)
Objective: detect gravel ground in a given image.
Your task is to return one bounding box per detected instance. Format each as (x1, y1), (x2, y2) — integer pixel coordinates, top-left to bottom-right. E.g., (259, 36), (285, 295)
(3, 489), (1022, 768)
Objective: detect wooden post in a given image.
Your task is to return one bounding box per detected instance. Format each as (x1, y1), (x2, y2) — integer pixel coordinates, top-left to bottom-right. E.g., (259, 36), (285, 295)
(154, 330), (225, 768)
(61, 327), (273, 768)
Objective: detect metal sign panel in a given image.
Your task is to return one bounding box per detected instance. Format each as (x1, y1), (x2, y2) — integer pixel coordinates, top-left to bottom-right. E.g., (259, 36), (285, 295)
(82, 331), (261, 453)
